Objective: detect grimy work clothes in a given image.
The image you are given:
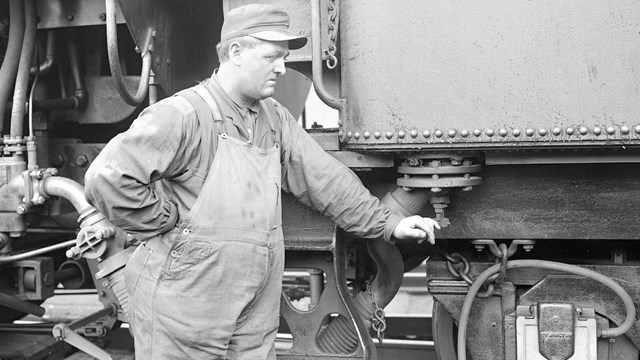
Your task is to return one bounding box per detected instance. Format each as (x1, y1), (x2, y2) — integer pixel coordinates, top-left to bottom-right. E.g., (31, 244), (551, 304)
(123, 89), (284, 359)
(84, 75), (403, 357)
(85, 75), (402, 244)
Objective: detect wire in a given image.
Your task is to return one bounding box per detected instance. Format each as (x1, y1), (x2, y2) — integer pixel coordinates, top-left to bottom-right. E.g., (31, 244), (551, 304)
(28, 36), (40, 138)
(456, 259), (637, 360)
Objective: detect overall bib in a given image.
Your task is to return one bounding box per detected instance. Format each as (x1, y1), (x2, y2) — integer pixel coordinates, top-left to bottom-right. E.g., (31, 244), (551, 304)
(124, 87), (284, 360)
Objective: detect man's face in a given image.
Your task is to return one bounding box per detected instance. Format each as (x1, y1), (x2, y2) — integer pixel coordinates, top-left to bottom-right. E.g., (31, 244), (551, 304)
(236, 39), (289, 101)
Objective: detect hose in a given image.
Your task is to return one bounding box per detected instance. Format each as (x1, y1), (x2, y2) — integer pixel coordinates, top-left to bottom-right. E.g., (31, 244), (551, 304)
(0, 0), (25, 134)
(457, 260), (637, 360)
(9, 0), (36, 138)
(316, 187), (430, 353)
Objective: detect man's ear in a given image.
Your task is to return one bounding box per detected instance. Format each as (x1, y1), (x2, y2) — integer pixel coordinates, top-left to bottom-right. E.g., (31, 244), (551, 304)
(228, 41), (243, 65)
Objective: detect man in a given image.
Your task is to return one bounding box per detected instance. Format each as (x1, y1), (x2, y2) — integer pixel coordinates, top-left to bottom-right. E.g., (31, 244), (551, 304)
(85, 4), (440, 359)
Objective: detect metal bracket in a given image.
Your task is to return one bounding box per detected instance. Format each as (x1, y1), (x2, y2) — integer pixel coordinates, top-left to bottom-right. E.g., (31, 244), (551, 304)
(472, 239), (536, 258)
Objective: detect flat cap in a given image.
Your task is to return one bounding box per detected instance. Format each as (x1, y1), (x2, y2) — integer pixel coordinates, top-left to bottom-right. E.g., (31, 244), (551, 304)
(221, 4), (308, 50)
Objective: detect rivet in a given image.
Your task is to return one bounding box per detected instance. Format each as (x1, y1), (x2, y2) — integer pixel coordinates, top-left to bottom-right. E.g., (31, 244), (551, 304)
(552, 127), (561, 136)
(346, 131), (353, 138)
(364, 131), (371, 139)
(435, 130), (443, 138)
(579, 126), (588, 135)
(385, 131), (393, 139)
(512, 129), (521, 137)
(538, 128), (547, 136)
(448, 130), (456, 138)
(606, 126), (615, 135)
(338, 130), (344, 138)
(473, 129), (482, 137)
(499, 129), (507, 137)
(66, 13), (74, 21)
(525, 128), (534, 137)
(621, 125), (630, 135)
(398, 130), (406, 139)
(592, 126), (601, 136)
(354, 132), (360, 139)
(422, 130), (431, 138)
(338, 120), (343, 126)
(635, 125), (640, 134)
(410, 130), (418, 138)
(374, 131), (381, 139)
(486, 129), (495, 137)
(461, 130), (469, 138)
(566, 127), (575, 135)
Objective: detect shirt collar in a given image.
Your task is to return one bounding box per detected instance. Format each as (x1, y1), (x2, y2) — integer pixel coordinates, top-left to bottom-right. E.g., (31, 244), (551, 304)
(210, 71), (261, 114)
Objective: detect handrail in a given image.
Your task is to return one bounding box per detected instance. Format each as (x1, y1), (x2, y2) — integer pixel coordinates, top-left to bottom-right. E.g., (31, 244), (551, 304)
(105, 0), (152, 106)
(311, 0), (344, 110)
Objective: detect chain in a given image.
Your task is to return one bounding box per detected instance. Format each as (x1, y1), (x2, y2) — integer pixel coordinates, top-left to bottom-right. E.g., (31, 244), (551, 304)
(367, 284), (386, 344)
(444, 252), (494, 298)
(326, 0), (339, 69)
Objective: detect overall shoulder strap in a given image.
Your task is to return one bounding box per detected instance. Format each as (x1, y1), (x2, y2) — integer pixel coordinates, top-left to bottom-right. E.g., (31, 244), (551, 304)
(262, 98), (283, 146)
(175, 87), (219, 159)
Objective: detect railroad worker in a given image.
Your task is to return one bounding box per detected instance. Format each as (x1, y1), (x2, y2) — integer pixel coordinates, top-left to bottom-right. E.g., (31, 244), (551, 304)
(85, 4), (440, 359)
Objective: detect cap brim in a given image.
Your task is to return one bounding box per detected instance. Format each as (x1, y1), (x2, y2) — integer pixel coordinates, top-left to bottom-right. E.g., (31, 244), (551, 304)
(250, 30), (308, 50)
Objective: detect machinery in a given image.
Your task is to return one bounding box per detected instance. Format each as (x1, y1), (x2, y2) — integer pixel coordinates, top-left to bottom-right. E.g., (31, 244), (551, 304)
(0, 0), (638, 359)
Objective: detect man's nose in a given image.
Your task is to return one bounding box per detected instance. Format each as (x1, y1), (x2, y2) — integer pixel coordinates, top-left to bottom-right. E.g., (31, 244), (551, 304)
(274, 58), (286, 76)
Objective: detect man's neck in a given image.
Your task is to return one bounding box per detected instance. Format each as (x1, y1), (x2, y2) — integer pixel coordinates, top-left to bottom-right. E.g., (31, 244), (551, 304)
(215, 66), (257, 109)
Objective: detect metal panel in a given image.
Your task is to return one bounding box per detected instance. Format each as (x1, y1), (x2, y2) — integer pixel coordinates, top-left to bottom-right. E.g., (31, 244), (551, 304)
(340, 0), (640, 149)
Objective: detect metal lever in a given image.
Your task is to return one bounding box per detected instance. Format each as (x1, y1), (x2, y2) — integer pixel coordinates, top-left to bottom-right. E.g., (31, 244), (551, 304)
(52, 305), (117, 360)
(53, 323), (114, 360)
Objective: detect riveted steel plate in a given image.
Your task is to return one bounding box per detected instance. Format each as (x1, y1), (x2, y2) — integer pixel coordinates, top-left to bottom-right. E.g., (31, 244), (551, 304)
(340, 0), (640, 149)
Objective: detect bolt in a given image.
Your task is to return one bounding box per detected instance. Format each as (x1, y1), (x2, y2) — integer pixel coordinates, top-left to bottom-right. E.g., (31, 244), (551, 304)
(579, 126), (589, 135)
(432, 174), (440, 180)
(16, 204), (28, 215)
(52, 154), (65, 167)
(606, 126), (615, 135)
(473, 129), (482, 137)
(364, 131), (371, 139)
(523, 244), (534, 252)
(398, 130), (406, 139)
(429, 160), (441, 167)
(422, 130), (431, 138)
(463, 160), (472, 166)
(485, 129), (495, 137)
(499, 129), (507, 137)
(410, 130), (418, 138)
(374, 131), (381, 139)
(525, 128), (534, 136)
(513, 129), (521, 137)
(35, 196), (46, 205)
(354, 132), (360, 139)
(566, 127), (575, 135)
(475, 244), (485, 252)
(66, 13), (74, 21)
(430, 187), (442, 193)
(435, 130), (443, 138)
(98, 13), (106, 21)
(385, 131), (393, 139)
(552, 127), (561, 136)
(101, 280), (110, 288)
(621, 125), (630, 135)
(451, 159), (461, 166)
(447, 130), (456, 138)
(462, 186), (473, 191)
(75, 155), (89, 167)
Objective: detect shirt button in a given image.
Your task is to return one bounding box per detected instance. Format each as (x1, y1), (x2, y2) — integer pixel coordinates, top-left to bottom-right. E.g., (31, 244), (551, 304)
(182, 228), (190, 235)
(170, 250), (178, 257)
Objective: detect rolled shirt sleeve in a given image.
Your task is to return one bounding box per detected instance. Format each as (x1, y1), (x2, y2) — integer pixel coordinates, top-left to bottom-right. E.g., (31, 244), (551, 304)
(276, 103), (402, 243)
(84, 98), (196, 241)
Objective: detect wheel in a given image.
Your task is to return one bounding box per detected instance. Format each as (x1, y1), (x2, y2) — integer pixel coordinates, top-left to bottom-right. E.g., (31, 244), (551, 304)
(432, 300), (457, 360)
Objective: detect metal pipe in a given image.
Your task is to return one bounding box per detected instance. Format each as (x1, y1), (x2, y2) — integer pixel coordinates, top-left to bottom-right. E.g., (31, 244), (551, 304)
(10, 0), (36, 138)
(311, 0), (343, 110)
(66, 30), (88, 109)
(42, 176), (93, 215)
(457, 260), (638, 360)
(30, 30), (56, 76)
(0, 239), (76, 263)
(0, 0), (25, 135)
(105, 0), (151, 106)
(0, 291), (45, 317)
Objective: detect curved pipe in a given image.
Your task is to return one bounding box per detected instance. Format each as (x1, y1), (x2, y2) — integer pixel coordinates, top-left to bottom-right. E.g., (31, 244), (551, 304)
(105, 0), (151, 106)
(457, 260), (638, 360)
(42, 176), (93, 215)
(10, 0), (36, 139)
(311, 0), (343, 110)
(0, 0), (25, 135)
(30, 30), (56, 76)
(317, 187), (430, 353)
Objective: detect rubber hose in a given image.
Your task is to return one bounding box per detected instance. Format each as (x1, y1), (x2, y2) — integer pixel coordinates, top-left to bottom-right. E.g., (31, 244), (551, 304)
(457, 259), (637, 360)
(9, 0), (36, 138)
(0, 0), (25, 134)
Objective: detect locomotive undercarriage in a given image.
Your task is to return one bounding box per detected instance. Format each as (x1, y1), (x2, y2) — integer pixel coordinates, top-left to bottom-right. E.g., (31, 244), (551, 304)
(1, 0), (640, 359)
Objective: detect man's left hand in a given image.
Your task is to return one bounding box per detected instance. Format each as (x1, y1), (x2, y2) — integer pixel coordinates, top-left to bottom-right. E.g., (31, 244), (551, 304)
(392, 215), (441, 245)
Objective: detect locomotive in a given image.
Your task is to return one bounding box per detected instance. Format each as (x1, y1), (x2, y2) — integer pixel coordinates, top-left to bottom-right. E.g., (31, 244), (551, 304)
(0, 0), (638, 359)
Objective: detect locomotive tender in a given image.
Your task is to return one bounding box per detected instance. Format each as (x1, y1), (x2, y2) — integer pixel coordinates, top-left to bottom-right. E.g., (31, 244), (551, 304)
(0, 0), (638, 359)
